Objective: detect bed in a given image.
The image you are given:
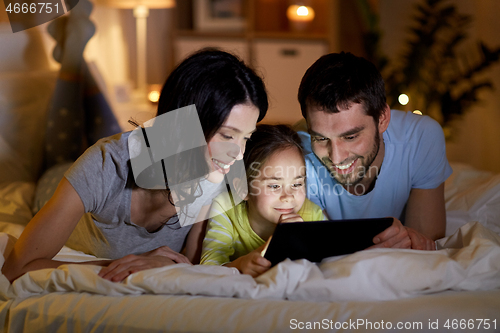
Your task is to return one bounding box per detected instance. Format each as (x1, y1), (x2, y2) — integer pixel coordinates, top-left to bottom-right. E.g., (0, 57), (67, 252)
(1, 24), (500, 333)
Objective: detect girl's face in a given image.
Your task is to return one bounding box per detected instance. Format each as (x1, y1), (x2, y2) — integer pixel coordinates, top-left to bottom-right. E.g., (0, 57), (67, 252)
(247, 147), (306, 225)
(206, 103), (260, 183)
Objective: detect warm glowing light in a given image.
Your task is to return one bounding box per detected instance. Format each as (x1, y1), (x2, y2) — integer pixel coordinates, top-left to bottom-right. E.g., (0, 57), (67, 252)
(286, 5), (315, 22)
(413, 110), (423, 115)
(297, 6), (309, 16)
(398, 94), (409, 105)
(148, 90), (160, 103)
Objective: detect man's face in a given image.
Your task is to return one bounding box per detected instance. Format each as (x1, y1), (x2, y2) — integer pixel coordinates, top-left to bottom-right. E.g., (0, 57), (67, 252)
(307, 103), (387, 188)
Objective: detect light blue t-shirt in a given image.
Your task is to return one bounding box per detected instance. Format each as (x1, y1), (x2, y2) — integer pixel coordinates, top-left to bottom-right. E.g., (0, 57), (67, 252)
(298, 110), (453, 222)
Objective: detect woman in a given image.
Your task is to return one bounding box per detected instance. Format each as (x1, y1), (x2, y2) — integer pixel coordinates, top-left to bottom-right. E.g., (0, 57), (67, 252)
(2, 45), (268, 282)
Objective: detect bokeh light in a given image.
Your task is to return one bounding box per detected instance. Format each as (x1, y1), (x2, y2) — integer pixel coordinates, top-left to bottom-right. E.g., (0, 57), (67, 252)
(148, 90), (160, 103)
(398, 94), (409, 105)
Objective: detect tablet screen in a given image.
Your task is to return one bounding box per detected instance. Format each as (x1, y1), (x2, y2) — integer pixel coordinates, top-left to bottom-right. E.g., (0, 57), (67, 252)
(263, 217), (394, 266)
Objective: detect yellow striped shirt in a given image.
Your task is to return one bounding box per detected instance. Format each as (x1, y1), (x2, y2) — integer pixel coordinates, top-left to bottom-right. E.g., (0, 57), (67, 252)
(201, 192), (324, 265)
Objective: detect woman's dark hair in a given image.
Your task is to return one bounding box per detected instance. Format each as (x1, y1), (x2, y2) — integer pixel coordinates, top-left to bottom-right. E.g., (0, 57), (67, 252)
(298, 52), (386, 123)
(243, 124), (304, 184)
(158, 48), (268, 141)
(133, 49), (268, 223)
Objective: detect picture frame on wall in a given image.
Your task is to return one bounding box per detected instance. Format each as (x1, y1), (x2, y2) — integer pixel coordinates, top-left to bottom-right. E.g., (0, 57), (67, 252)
(193, 0), (245, 31)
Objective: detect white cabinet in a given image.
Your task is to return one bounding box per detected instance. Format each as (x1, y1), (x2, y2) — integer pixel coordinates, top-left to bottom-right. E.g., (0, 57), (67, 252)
(174, 37), (328, 125)
(253, 40), (328, 124)
(175, 37), (249, 65)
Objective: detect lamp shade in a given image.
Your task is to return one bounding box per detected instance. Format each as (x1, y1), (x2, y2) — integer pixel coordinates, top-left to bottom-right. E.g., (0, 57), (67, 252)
(97, 0), (175, 9)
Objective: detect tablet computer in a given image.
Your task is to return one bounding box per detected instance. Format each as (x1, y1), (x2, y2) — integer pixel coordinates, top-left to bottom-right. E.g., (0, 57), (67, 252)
(262, 217), (394, 267)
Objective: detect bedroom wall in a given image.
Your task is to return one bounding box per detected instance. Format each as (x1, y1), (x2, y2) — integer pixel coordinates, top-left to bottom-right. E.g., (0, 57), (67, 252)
(85, 6), (130, 91)
(0, 3), (7, 23)
(379, 0), (500, 173)
(86, 6), (174, 90)
(0, 3), (55, 72)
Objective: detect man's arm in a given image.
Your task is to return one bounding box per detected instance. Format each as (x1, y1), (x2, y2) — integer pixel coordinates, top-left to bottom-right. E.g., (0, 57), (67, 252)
(404, 183), (446, 248)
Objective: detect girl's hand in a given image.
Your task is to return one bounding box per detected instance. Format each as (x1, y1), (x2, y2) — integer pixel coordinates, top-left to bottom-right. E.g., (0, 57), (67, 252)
(98, 246), (191, 282)
(225, 245), (271, 277)
(278, 213), (304, 223)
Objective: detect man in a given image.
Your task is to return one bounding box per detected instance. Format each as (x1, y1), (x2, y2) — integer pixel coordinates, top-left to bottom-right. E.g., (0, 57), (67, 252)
(297, 52), (452, 250)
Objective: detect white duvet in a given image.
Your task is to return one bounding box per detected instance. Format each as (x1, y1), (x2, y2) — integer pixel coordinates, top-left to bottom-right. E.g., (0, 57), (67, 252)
(1, 221), (499, 302)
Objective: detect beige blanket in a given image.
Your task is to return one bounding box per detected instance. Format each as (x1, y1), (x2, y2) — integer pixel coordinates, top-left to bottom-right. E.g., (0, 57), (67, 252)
(1, 221), (499, 302)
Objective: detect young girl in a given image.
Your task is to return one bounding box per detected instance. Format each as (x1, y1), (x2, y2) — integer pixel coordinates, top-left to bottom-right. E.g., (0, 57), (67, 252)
(201, 124), (324, 277)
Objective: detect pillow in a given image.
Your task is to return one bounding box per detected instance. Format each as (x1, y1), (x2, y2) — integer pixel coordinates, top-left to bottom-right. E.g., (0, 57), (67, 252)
(0, 70), (57, 184)
(32, 162), (73, 214)
(445, 163), (500, 237)
(0, 181), (35, 237)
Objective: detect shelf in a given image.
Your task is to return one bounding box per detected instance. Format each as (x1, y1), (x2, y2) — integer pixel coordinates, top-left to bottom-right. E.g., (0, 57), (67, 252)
(175, 29), (246, 39)
(252, 31), (329, 41)
(174, 0), (335, 43)
(176, 29), (329, 42)
(252, 0), (330, 36)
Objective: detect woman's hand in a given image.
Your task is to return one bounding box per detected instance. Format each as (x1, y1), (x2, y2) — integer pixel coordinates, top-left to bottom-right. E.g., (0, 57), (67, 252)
(98, 246), (191, 282)
(143, 245), (192, 263)
(225, 245), (271, 278)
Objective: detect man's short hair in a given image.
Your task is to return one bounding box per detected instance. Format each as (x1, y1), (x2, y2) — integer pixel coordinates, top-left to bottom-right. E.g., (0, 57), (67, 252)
(298, 52), (387, 123)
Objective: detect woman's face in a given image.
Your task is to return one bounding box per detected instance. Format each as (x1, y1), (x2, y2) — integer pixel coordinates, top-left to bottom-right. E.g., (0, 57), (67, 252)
(206, 103), (260, 183)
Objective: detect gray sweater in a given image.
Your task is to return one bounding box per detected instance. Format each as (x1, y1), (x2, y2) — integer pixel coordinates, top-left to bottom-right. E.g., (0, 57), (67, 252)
(65, 132), (195, 259)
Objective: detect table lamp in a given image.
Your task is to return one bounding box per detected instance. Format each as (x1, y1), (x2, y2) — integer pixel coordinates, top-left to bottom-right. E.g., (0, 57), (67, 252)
(97, 0), (175, 98)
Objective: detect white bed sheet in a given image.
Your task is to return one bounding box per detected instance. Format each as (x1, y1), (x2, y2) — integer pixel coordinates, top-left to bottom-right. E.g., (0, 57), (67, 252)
(1, 221), (499, 304)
